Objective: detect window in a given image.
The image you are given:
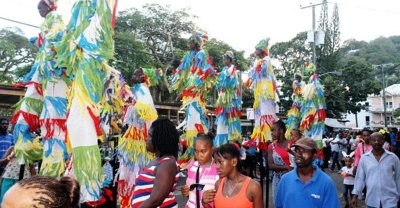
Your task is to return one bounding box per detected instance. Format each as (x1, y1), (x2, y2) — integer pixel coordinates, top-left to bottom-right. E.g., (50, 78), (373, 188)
(386, 117), (394, 125)
(365, 116), (370, 126)
(386, 101), (393, 109)
(279, 106), (285, 113)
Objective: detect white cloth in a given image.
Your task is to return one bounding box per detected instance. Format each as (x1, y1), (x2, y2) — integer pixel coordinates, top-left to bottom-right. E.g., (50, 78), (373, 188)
(340, 166), (355, 185)
(330, 137), (340, 152)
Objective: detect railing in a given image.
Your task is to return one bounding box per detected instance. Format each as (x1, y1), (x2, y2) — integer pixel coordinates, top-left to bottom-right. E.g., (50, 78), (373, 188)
(368, 107), (395, 113)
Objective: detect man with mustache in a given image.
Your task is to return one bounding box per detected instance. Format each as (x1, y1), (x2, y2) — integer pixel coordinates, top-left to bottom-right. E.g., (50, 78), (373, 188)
(274, 138), (340, 208)
(351, 132), (400, 208)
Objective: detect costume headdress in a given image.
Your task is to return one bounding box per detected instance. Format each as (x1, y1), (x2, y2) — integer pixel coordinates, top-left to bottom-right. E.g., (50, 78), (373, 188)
(223, 50), (234, 61)
(41, 0), (57, 10)
(255, 38), (270, 56)
(188, 33), (208, 49)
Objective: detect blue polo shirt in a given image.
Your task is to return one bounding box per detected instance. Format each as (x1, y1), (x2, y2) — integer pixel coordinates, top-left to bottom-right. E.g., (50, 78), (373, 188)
(275, 166), (340, 208)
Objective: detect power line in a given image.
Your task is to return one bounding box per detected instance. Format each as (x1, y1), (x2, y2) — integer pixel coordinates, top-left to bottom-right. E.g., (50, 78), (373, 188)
(327, 1), (400, 15)
(0, 16), (39, 29)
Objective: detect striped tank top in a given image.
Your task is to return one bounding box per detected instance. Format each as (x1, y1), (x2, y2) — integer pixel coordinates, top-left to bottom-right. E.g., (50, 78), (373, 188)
(131, 156), (179, 208)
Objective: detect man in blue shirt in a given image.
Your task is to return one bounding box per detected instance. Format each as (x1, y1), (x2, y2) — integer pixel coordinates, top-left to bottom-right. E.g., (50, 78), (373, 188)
(0, 118), (13, 173)
(275, 138), (340, 208)
(351, 132), (400, 208)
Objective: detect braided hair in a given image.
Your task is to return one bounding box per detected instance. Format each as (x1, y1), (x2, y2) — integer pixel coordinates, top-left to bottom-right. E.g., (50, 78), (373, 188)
(18, 175), (80, 208)
(150, 118), (179, 158)
(196, 132), (215, 148)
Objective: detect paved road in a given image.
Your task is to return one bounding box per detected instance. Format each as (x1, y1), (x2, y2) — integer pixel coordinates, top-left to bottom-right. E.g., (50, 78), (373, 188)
(174, 169), (366, 208)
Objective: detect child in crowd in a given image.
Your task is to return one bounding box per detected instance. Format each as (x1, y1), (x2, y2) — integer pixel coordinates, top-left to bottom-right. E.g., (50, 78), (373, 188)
(181, 132), (219, 208)
(287, 129), (301, 167)
(339, 156), (355, 208)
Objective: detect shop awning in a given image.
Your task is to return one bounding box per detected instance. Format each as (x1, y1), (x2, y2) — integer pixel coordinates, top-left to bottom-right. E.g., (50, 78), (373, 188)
(325, 118), (347, 128)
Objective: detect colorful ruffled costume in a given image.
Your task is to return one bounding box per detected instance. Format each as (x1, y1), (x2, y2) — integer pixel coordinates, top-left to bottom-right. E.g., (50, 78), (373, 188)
(56, 0), (118, 203)
(214, 51), (242, 147)
(117, 68), (160, 207)
(170, 33), (216, 165)
(100, 68), (126, 140)
(300, 61), (326, 162)
(11, 0), (66, 173)
(284, 75), (305, 139)
(246, 38), (278, 151)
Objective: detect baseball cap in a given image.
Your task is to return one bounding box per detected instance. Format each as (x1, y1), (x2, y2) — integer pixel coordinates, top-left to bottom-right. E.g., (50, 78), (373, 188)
(293, 138), (318, 152)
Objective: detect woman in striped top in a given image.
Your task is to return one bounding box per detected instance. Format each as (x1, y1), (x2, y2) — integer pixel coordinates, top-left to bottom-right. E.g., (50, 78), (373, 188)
(181, 132), (219, 208)
(131, 119), (180, 208)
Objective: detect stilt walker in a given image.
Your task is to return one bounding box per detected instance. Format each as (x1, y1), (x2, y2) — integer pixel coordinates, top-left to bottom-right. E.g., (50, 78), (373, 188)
(300, 61), (326, 164)
(37, 0), (69, 178)
(170, 33), (216, 166)
(284, 73), (304, 139)
(245, 38), (278, 151)
(56, 0), (118, 203)
(214, 51), (242, 147)
(117, 68), (160, 207)
(11, 0), (66, 173)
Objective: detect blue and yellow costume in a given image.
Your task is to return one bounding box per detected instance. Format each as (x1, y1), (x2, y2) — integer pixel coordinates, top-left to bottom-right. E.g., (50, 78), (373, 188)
(246, 38), (278, 151)
(170, 33), (216, 165)
(214, 51), (242, 147)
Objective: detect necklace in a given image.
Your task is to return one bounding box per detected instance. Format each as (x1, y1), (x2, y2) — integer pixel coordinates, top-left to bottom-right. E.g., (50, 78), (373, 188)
(225, 176), (241, 198)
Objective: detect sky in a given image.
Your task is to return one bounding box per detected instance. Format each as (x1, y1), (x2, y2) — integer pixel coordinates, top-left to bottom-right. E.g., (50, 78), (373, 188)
(0, 0), (399, 56)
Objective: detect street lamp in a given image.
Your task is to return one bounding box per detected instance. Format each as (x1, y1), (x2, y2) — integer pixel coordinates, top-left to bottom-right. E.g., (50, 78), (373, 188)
(319, 71), (342, 77)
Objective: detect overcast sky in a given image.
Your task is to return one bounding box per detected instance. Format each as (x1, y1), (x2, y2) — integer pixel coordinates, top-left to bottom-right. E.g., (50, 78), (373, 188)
(0, 0), (399, 56)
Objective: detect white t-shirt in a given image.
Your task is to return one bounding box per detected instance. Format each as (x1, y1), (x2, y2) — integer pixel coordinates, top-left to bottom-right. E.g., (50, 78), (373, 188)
(349, 138), (357, 151)
(330, 137), (341, 152)
(340, 166), (355, 185)
(339, 138), (348, 151)
(322, 138), (328, 148)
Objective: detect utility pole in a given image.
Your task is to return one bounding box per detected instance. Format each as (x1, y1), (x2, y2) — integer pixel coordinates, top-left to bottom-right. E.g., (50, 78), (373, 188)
(301, 2), (323, 69)
(373, 63), (398, 127)
(381, 65), (388, 127)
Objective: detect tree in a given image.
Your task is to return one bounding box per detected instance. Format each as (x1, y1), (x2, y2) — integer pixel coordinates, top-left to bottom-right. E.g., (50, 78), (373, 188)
(394, 108), (400, 125)
(0, 27), (37, 84)
(113, 31), (154, 86)
(316, 2), (344, 118)
(337, 58), (381, 114)
(115, 4), (197, 101)
(270, 32), (312, 110)
(339, 36), (400, 86)
(198, 38), (249, 105)
(206, 38), (247, 71)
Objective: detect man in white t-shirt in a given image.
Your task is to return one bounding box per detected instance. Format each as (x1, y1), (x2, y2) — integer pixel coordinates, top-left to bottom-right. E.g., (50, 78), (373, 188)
(330, 133), (342, 171)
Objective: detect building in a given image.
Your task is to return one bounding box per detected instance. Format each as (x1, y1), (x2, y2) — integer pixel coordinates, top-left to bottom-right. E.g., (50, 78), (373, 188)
(345, 84), (400, 129)
(0, 84), (26, 119)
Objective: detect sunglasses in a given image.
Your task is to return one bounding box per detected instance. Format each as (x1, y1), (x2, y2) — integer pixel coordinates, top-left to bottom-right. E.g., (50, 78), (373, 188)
(189, 183), (205, 191)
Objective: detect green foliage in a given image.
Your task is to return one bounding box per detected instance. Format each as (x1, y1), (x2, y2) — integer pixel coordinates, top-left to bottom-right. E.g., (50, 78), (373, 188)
(115, 4), (198, 102)
(206, 38), (248, 72)
(337, 58), (381, 114)
(339, 36), (400, 86)
(394, 108), (400, 125)
(114, 3), (252, 103)
(113, 31), (154, 86)
(270, 31), (312, 110)
(13, 64), (34, 82)
(271, 3), (381, 118)
(0, 27), (37, 84)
